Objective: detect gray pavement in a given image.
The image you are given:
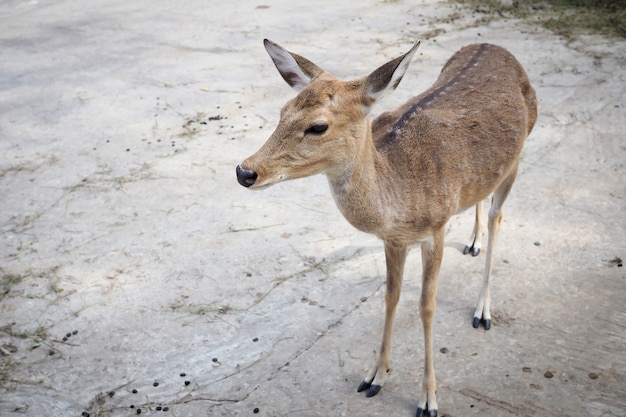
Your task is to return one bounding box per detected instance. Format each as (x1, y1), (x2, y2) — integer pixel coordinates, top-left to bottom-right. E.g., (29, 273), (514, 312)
(1, 1), (625, 416)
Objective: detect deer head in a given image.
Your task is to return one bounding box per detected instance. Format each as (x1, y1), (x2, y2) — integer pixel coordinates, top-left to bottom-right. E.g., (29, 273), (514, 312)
(236, 39), (420, 189)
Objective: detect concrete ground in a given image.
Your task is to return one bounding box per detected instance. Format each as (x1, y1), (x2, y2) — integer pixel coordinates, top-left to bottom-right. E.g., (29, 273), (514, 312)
(1, 1), (624, 416)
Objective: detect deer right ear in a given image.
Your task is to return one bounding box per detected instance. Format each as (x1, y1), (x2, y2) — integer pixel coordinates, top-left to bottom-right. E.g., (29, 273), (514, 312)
(264, 39), (324, 91)
(365, 40), (421, 103)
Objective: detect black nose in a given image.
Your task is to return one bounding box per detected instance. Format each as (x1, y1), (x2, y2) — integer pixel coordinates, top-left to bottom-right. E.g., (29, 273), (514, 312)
(236, 165), (258, 187)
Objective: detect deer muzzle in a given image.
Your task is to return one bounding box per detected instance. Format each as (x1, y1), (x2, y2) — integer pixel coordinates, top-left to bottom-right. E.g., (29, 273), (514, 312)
(236, 165), (258, 187)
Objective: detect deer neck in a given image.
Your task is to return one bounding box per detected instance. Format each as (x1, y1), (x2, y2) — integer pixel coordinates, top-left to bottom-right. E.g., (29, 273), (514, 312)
(326, 119), (395, 235)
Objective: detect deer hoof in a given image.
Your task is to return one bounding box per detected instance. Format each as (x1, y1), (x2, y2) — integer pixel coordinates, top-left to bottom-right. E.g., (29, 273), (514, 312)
(357, 380), (371, 393)
(463, 244), (480, 256)
(366, 384), (382, 397)
(472, 316), (492, 330)
(416, 406), (437, 417)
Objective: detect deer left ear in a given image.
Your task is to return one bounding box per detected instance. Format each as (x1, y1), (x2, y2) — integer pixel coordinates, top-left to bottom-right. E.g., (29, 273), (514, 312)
(264, 39), (324, 91)
(364, 40), (421, 103)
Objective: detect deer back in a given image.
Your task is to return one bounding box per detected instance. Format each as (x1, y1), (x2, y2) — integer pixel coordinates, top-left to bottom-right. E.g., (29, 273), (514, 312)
(370, 43), (537, 217)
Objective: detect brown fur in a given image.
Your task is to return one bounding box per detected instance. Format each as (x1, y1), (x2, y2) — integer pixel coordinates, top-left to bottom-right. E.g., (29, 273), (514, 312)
(237, 40), (537, 416)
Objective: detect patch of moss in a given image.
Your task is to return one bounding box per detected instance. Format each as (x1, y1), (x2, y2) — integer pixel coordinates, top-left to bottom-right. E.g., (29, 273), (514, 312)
(453, 0), (626, 39)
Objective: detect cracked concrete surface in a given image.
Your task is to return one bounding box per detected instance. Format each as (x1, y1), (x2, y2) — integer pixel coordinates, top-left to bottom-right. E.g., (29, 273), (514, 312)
(1, 0), (625, 416)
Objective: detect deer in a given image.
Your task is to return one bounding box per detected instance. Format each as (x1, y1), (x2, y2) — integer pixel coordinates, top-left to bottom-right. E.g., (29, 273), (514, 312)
(236, 39), (537, 417)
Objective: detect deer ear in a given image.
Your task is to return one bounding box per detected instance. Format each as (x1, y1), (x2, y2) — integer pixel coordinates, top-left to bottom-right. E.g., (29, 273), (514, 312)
(264, 39), (324, 91)
(365, 40), (421, 103)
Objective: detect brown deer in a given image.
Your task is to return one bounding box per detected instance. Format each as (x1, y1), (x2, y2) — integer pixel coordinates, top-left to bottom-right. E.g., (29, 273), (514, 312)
(236, 39), (536, 417)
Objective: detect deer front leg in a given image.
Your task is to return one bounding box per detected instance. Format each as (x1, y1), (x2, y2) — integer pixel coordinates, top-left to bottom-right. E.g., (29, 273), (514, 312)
(358, 241), (408, 397)
(417, 229), (444, 417)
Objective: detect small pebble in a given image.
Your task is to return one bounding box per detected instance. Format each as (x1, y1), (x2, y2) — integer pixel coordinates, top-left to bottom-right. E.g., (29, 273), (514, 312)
(534, 241), (541, 246)
(522, 367), (532, 373)
(253, 408), (260, 414)
(544, 371), (554, 378)
(589, 372), (599, 379)
(440, 347), (449, 354)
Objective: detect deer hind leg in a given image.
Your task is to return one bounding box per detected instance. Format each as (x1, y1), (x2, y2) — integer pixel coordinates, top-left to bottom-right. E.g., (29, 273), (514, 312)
(417, 228), (445, 417)
(472, 166), (519, 330)
(358, 241), (407, 397)
(463, 200), (484, 257)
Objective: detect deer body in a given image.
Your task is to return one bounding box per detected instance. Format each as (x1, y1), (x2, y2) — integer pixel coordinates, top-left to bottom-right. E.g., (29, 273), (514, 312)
(236, 40), (536, 417)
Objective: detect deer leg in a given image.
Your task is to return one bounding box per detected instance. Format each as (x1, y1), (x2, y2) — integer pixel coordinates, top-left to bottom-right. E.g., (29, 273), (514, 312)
(358, 241), (407, 397)
(416, 228), (444, 417)
(473, 167), (518, 330)
(463, 200), (484, 257)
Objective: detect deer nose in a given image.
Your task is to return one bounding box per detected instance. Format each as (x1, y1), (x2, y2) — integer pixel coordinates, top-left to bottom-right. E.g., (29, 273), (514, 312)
(236, 165), (258, 187)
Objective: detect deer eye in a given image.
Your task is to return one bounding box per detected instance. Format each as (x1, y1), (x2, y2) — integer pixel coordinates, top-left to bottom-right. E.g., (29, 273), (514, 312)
(305, 124), (328, 135)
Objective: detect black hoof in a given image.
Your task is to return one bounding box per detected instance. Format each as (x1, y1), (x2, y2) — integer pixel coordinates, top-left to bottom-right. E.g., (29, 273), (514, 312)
(463, 245), (480, 256)
(357, 380), (371, 393)
(416, 406), (437, 417)
(472, 316), (492, 330)
(366, 384), (382, 397)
